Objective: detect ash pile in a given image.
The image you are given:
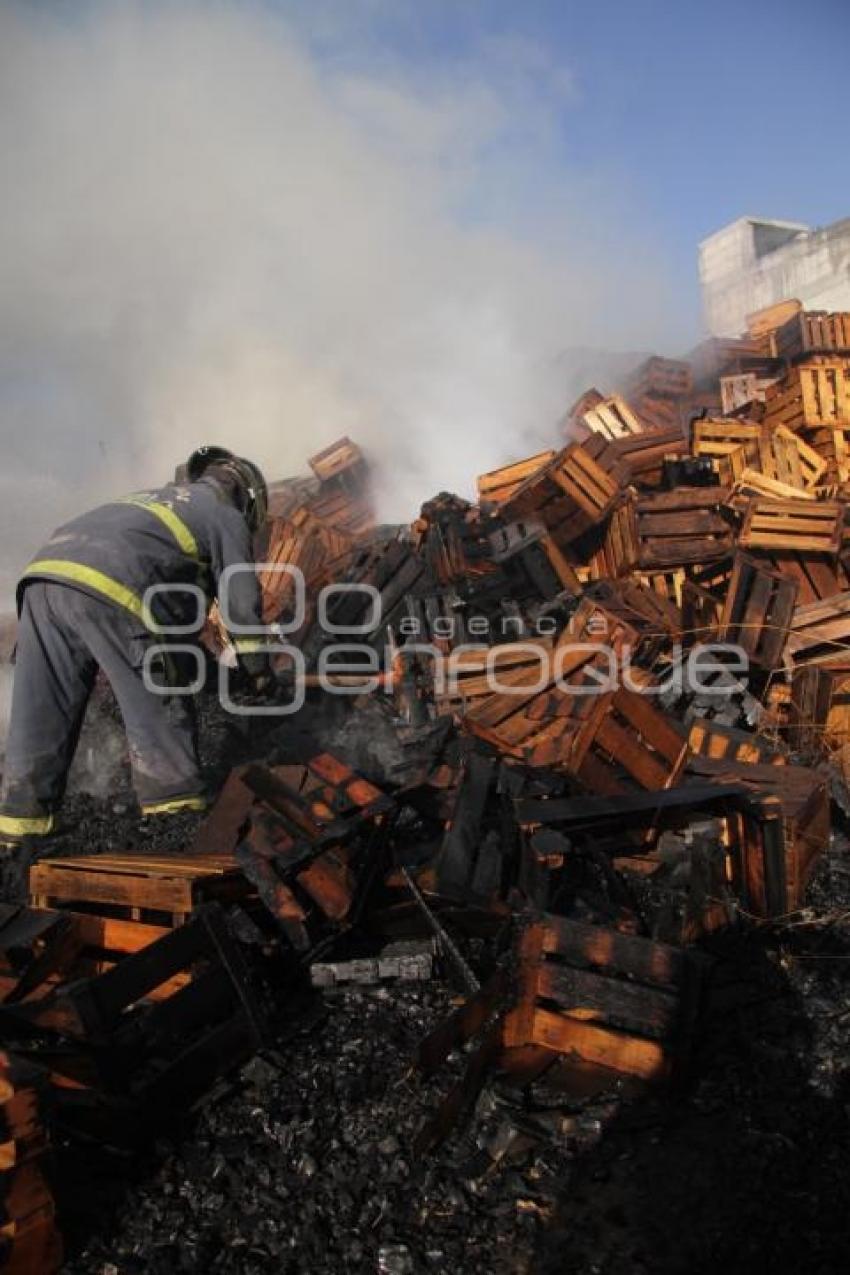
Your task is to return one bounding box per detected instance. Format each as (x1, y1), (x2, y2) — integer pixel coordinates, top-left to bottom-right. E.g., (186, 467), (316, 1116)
(4, 299), (850, 1273)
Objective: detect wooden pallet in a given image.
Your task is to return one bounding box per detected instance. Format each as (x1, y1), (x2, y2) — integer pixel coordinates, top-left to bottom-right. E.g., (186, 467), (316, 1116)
(29, 853), (251, 928)
(739, 498), (843, 555)
(716, 553), (798, 669)
(763, 360), (850, 429)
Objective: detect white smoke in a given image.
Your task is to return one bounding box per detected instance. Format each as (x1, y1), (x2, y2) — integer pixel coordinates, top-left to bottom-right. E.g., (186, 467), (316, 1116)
(0, 0), (690, 607)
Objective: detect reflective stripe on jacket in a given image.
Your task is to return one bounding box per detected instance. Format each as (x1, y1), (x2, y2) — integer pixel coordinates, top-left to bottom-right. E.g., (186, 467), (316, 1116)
(18, 480), (263, 643)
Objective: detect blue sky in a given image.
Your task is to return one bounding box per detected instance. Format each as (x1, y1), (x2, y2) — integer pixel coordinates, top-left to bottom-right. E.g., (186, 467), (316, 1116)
(283, 0), (850, 309)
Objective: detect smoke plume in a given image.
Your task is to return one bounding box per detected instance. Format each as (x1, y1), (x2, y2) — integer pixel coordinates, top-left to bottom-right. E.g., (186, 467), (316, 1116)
(0, 0), (688, 605)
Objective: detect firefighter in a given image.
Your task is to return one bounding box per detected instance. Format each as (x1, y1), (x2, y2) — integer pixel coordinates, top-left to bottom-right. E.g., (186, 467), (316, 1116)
(0, 446), (271, 847)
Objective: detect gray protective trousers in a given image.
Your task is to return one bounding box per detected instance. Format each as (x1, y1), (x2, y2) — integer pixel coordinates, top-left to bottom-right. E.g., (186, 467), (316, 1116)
(0, 582), (204, 840)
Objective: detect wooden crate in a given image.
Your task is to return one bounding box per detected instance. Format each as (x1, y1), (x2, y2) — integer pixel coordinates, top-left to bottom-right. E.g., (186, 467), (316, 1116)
(476, 450), (555, 506)
(716, 553), (799, 669)
(29, 853), (251, 928)
(307, 436), (367, 486)
(502, 440), (623, 544)
(0, 1055), (60, 1275)
(606, 424), (688, 488)
(746, 298), (802, 342)
(739, 498), (843, 555)
(690, 759), (830, 916)
(800, 423), (850, 484)
(693, 420), (824, 490)
(624, 487), (733, 570)
(570, 688), (690, 796)
(625, 356), (692, 401)
(771, 311), (850, 361)
(10, 905), (267, 1141)
(687, 717), (784, 765)
(501, 915), (704, 1083)
(688, 335), (778, 388)
(787, 665), (834, 758)
(720, 372), (776, 415)
(786, 591), (850, 665)
(572, 394), (645, 441)
(752, 550), (849, 607)
(763, 360), (850, 429)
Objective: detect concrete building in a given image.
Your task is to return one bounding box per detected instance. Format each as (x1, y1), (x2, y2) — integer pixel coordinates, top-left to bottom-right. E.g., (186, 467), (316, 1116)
(699, 215), (850, 337)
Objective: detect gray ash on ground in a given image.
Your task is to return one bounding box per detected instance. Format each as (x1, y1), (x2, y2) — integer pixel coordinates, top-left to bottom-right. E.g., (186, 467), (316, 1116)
(60, 983), (576, 1275)
(54, 841), (850, 1275)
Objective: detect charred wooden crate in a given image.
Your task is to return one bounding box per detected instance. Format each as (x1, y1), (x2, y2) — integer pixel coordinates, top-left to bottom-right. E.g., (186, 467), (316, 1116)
(695, 420), (825, 490)
(306, 487), (375, 539)
(307, 436), (368, 489)
(501, 440), (624, 545)
(752, 550), (849, 607)
(688, 335), (778, 389)
(0, 903), (185, 1005)
(615, 487), (733, 571)
(687, 717), (785, 765)
(716, 552), (799, 669)
(476, 450), (555, 507)
(0, 1053), (61, 1275)
(500, 916), (707, 1086)
(786, 591), (850, 666)
(786, 665), (835, 759)
(414, 915), (709, 1152)
(569, 688), (689, 797)
(29, 853), (253, 932)
(572, 579), (680, 655)
(624, 356), (692, 401)
(762, 360), (850, 430)
(739, 498), (843, 556)
(689, 758), (830, 917)
(461, 648), (604, 773)
(234, 756), (395, 950)
(770, 310), (850, 361)
(7, 903), (267, 1141)
(605, 424), (688, 489)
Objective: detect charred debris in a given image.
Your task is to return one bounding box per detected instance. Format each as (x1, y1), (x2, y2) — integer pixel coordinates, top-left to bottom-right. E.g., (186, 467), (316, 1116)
(4, 301), (850, 1270)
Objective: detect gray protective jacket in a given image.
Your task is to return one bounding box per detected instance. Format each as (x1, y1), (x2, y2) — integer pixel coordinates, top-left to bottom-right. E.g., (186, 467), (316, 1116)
(18, 478), (267, 670)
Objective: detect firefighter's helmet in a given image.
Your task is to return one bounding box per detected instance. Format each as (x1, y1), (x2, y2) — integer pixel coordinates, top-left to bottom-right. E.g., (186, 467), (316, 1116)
(186, 446), (268, 533)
